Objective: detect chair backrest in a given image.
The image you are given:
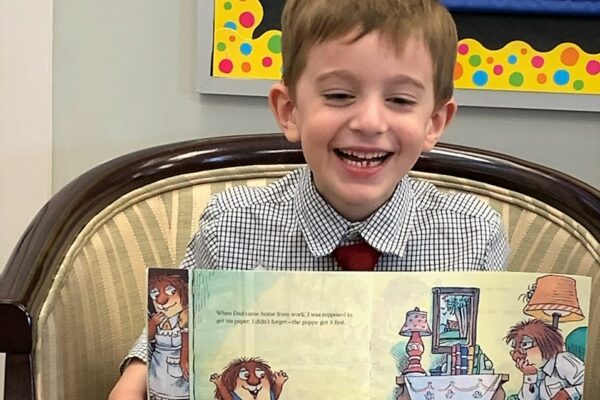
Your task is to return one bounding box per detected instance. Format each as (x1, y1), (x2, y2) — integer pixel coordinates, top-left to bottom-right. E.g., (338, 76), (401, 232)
(1, 134), (598, 399)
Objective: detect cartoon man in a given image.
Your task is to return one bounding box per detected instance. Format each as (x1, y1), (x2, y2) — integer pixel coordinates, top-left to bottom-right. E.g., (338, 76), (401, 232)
(505, 319), (584, 400)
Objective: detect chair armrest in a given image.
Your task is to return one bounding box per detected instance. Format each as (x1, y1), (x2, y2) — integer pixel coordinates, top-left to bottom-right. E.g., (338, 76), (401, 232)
(0, 302), (34, 399)
(0, 302), (32, 354)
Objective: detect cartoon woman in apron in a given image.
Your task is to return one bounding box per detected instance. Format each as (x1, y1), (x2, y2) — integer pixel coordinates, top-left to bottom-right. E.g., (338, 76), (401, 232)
(148, 272), (189, 400)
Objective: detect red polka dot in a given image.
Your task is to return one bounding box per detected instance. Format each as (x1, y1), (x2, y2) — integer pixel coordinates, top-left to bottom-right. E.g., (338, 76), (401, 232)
(239, 12), (255, 28)
(219, 59), (234, 74)
(262, 57), (273, 67)
(242, 62), (251, 72)
(457, 43), (469, 55)
(531, 56), (544, 69)
(493, 65), (503, 75)
(586, 60), (600, 75)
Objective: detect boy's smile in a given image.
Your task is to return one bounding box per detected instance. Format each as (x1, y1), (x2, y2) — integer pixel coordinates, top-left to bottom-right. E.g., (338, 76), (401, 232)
(270, 30), (456, 221)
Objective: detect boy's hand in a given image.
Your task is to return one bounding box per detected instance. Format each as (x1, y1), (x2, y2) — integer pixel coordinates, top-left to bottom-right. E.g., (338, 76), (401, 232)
(108, 359), (147, 400)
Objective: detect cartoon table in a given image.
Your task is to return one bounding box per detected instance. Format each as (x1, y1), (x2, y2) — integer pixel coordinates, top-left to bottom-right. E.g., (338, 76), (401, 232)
(396, 374), (509, 400)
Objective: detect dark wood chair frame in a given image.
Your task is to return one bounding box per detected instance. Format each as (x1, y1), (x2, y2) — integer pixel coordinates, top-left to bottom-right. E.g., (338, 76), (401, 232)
(1, 133), (599, 399)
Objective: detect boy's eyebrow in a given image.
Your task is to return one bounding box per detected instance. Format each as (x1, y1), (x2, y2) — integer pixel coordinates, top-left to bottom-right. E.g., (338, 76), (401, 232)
(315, 70), (426, 92)
(387, 75), (426, 92)
(315, 70), (358, 85)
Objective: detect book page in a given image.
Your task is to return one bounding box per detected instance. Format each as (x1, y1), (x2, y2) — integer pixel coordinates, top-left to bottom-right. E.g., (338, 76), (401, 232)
(190, 270), (372, 399)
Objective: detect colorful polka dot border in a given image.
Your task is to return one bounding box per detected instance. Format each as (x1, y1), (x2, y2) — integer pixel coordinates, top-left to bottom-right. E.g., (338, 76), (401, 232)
(213, 0), (599, 95)
(213, 0), (282, 80)
(455, 39), (599, 94)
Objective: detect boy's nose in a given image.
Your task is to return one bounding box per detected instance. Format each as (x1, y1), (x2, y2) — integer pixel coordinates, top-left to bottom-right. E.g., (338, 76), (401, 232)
(349, 97), (388, 135)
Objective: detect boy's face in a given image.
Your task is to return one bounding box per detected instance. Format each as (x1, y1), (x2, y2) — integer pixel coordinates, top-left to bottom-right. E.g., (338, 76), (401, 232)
(270, 31), (456, 221)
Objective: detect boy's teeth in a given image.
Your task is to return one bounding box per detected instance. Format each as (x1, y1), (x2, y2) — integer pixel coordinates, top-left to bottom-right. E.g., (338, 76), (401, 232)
(344, 158), (384, 168)
(335, 149), (390, 168)
(339, 149), (388, 160)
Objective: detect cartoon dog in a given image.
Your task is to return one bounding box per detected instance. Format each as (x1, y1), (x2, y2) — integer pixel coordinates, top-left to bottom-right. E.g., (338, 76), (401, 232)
(210, 357), (288, 400)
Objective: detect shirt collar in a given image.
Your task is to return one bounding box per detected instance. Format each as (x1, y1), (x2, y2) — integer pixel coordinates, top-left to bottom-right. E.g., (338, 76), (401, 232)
(542, 354), (558, 376)
(294, 167), (415, 257)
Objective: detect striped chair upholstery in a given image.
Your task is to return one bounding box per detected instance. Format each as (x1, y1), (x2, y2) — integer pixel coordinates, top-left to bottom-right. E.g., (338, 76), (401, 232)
(1, 135), (598, 399)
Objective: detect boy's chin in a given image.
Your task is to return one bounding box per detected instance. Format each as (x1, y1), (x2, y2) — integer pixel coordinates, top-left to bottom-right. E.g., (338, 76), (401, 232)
(333, 193), (391, 221)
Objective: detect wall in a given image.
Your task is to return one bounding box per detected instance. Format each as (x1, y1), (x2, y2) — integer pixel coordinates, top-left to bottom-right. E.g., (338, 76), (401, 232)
(0, 1), (52, 270)
(52, 0), (279, 192)
(445, 106), (599, 185)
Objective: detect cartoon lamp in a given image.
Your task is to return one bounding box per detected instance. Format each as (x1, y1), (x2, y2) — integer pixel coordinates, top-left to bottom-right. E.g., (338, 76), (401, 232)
(523, 275), (584, 329)
(399, 307), (432, 376)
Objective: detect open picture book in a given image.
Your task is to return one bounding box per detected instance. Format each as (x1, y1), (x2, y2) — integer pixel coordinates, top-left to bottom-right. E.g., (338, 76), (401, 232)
(146, 269), (590, 400)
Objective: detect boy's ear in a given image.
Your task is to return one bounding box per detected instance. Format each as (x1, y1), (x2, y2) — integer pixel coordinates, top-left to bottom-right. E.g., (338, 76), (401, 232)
(423, 98), (458, 151)
(268, 83), (300, 142)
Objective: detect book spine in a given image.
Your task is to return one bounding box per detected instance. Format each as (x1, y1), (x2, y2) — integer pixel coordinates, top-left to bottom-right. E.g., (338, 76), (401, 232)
(467, 345), (475, 374)
(452, 344), (460, 375)
(460, 345), (468, 375)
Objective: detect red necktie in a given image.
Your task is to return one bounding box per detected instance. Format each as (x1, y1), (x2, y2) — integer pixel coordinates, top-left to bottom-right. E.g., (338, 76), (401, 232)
(333, 242), (381, 271)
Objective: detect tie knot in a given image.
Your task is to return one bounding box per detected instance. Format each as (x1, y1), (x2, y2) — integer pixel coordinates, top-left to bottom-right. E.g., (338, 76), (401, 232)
(333, 241), (381, 271)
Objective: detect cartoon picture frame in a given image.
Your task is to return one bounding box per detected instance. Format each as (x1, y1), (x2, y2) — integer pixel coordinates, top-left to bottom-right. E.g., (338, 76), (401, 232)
(197, 0), (600, 112)
(431, 287), (480, 354)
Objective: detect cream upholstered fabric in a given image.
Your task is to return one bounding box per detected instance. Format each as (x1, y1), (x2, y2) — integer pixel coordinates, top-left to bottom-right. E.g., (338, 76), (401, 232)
(34, 165), (599, 399)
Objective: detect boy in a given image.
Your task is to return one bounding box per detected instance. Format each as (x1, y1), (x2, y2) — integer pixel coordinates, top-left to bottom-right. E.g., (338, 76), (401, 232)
(109, 0), (508, 398)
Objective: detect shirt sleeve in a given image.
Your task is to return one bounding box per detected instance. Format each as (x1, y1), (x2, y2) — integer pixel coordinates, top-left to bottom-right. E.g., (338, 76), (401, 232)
(557, 352), (585, 400)
(482, 211), (510, 271)
(120, 329), (148, 372)
(187, 195), (222, 269)
(517, 374), (539, 400)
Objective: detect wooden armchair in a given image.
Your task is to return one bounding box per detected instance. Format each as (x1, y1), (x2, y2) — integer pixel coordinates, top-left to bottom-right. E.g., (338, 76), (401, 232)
(1, 133), (598, 399)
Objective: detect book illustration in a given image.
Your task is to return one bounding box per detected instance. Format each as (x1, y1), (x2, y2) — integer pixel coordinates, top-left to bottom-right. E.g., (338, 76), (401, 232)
(147, 268), (190, 400)
(147, 269), (590, 399)
(209, 357), (288, 400)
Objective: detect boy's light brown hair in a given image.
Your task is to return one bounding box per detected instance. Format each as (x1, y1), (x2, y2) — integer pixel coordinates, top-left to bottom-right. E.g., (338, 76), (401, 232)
(281, 0), (458, 110)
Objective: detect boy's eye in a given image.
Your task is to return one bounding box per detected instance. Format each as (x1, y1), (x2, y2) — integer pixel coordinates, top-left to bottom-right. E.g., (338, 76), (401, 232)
(323, 92), (355, 104)
(388, 96), (416, 106)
